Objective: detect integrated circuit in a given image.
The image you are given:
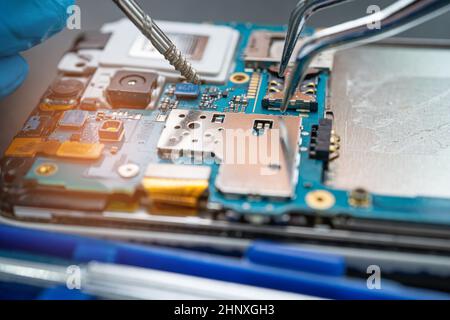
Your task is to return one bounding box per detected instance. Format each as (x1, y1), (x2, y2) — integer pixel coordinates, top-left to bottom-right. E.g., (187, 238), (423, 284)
(98, 120), (125, 141)
(58, 110), (89, 129)
(174, 83), (200, 99)
(19, 115), (52, 137)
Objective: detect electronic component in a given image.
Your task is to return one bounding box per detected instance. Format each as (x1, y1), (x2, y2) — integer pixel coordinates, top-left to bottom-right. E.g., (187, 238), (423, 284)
(40, 77), (87, 111)
(18, 109), (164, 196)
(199, 90), (219, 109)
(99, 19), (240, 83)
(244, 31), (286, 69)
(56, 141), (104, 160)
(348, 188), (372, 208)
(244, 30), (334, 70)
(174, 83), (200, 99)
(206, 86), (220, 98)
(5, 138), (60, 158)
(309, 118), (335, 170)
(142, 163), (211, 211)
(159, 97), (179, 111)
(262, 71), (318, 112)
(247, 73), (261, 99)
(225, 95), (248, 113)
(58, 110), (89, 129)
(80, 67), (165, 110)
(157, 110), (301, 198)
(106, 70), (158, 108)
(98, 120), (125, 141)
(22, 116), (42, 132)
(19, 115), (52, 137)
(197, 86), (223, 110)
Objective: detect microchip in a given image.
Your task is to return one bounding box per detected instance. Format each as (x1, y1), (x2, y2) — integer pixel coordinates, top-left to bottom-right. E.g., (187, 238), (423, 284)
(23, 116), (42, 132)
(174, 83), (200, 99)
(98, 120), (124, 141)
(19, 115), (51, 137)
(58, 110), (89, 129)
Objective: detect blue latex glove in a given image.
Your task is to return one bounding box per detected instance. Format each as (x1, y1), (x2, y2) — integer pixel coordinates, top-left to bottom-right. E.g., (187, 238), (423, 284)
(0, 0), (74, 99)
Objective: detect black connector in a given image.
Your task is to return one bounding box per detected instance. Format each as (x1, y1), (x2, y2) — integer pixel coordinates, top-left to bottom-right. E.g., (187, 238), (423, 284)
(309, 118), (333, 165)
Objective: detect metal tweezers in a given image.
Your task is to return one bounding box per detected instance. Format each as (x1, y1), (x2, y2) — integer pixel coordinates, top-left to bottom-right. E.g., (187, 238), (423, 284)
(280, 0), (450, 112)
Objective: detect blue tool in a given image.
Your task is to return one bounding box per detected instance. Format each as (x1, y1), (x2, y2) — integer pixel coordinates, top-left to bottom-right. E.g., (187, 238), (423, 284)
(0, 225), (448, 300)
(245, 241), (346, 277)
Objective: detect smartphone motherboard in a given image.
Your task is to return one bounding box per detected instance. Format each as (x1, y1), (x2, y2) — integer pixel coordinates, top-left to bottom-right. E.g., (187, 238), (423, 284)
(1, 19), (450, 249)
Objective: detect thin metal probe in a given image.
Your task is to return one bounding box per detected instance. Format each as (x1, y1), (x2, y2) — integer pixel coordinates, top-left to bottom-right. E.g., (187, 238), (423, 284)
(279, 0), (353, 77)
(281, 0), (450, 112)
(0, 257), (310, 300)
(112, 0), (201, 84)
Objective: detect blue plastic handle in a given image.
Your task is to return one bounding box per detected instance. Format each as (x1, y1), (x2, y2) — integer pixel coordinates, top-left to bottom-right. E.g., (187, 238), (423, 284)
(0, 225), (448, 300)
(245, 241), (346, 276)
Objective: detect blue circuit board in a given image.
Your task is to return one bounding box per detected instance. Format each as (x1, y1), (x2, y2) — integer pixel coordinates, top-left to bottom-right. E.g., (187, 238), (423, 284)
(4, 22), (450, 228)
(154, 23), (450, 226)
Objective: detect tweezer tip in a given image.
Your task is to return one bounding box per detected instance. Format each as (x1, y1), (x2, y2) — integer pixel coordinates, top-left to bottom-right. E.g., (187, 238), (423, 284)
(280, 94), (289, 113)
(280, 65), (297, 112)
(278, 64), (287, 78)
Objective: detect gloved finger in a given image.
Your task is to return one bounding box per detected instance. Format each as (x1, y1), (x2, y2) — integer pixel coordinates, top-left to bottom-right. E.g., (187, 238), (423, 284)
(0, 0), (75, 57)
(0, 55), (29, 100)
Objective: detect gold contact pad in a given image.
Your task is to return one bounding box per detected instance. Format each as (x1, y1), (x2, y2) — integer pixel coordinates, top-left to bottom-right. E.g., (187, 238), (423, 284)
(5, 138), (104, 161)
(39, 104), (75, 112)
(142, 177), (208, 208)
(56, 141), (104, 160)
(5, 138), (60, 157)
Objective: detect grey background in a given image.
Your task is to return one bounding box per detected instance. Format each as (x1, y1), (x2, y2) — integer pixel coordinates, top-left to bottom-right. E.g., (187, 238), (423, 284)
(1, 0), (449, 153)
